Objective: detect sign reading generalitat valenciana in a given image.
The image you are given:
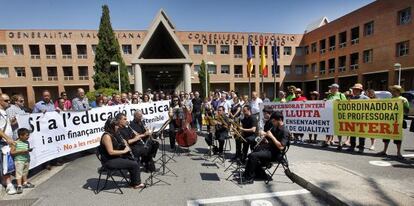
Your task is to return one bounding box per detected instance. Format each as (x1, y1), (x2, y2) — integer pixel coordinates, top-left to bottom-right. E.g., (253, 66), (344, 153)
(334, 99), (403, 140)
(16, 101), (170, 169)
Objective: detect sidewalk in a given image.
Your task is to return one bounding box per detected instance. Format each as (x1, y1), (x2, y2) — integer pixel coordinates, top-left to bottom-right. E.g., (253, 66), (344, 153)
(288, 161), (414, 206)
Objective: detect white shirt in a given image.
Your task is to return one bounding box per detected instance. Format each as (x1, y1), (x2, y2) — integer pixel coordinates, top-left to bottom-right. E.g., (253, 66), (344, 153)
(0, 109), (13, 139)
(218, 100), (231, 114)
(249, 97), (263, 115)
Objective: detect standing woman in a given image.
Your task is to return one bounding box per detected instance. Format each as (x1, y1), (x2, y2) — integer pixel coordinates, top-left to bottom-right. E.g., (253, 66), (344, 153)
(98, 116), (144, 189)
(168, 96), (183, 150)
(308, 91), (319, 143)
(366, 89), (377, 150)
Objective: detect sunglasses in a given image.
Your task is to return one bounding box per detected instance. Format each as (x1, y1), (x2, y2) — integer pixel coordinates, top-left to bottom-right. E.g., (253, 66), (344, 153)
(3, 99), (10, 102)
(18, 100), (25, 103)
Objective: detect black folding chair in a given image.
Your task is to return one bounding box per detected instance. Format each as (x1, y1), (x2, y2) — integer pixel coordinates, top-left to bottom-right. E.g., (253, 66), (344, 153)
(264, 141), (291, 184)
(95, 152), (130, 194)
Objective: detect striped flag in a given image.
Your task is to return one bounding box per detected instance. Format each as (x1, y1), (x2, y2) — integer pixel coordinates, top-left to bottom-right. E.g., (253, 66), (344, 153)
(260, 40), (268, 77)
(247, 39), (253, 77)
(272, 42), (279, 77)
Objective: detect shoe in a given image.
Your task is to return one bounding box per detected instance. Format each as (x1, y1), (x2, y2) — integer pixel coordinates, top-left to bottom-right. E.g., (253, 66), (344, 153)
(23, 182), (35, 188)
(369, 145), (375, 151)
(357, 148), (364, 154)
(16, 186), (23, 194)
(397, 154), (405, 160)
(346, 147), (355, 152)
(6, 184), (17, 195)
(336, 146), (342, 151)
(376, 151), (387, 156)
(239, 178), (254, 184)
(131, 183), (146, 189)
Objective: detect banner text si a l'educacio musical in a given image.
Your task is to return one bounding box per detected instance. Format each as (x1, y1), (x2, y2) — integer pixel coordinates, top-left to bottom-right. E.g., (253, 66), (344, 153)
(16, 101), (170, 169)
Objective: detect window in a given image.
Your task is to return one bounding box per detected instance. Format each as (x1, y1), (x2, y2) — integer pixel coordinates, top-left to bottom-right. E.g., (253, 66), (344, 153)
(396, 41), (409, 57)
(78, 66), (89, 80)
(328, 58), (335, 73)
(283, 47), (291, 55)
(363, 49), (373, 63)
(121, 44), (132, 55)
(13, 45), (24, 55)
(208, 65), (217, 74)
(284, 65), (291, 75)
(0, 67), (9, 78)
(295, 47), (303, 56)
(350, 52), (359, 70)
(31, 67), (42, 81)
(183, 45), (189, 54)
(194, 65), (200, 73)
(247, 46), (255, 58)
(351, 26), (359, 45)
(398, 7), (411, 25)
(319, 39), (326, 54)
(63, 66), (73, 80)
(295, 65), (303, 75)
(193, 45), (203, 54)
(29, 45), (40, 59)
(338, 56), (346, 72)
(77, 45), (87, 59)
(234, 65), (243, 78)
(15, 67), (25, 77)
(311, 63), (317, 73)
(47, 67), (58, 81)
(329, 35), (336, 51)
(319, 61), (326, 75)
(127, 66), (134, 76)
(364, 21), (374, 36)
(0, 45), (7, 56)
(339, 31), (347, 48)
(45, 45), (56, 59)
(91, 45), (97, 55)
(221, 65), (230, 74)
(61, 45), (72, 59)
(311, 42), (317, 53)
(234, 46), (242, 58)
(220, 45), (229, 54)
(207, 45), (216, 55)
(304, 46), (309, 55)
(304, 65), (309, 74)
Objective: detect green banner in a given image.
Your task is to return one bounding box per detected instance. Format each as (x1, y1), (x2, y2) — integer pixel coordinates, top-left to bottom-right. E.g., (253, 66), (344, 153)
(334, 99), (403, 140)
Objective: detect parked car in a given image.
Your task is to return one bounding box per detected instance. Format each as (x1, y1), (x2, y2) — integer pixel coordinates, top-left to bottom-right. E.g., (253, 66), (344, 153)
(374, 91), (392, 99)
(402, 91), (414, 116)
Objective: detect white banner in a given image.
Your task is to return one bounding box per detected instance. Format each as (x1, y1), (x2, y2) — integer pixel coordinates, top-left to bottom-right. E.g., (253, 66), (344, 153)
(16, 101), (170, 169)
(260, 101), (334, 135)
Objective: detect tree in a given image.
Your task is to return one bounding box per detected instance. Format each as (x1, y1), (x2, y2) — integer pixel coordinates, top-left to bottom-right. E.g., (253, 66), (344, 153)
(93, 5), (130, 92)
(198, 60), (210, 98)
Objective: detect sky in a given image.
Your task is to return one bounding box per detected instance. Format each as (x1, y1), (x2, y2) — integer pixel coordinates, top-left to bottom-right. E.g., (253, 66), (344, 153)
(0, 0), (374, 33)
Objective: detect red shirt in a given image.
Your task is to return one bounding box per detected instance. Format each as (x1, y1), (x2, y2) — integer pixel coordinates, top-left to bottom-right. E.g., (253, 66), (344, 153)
(293, 96), (307, 101)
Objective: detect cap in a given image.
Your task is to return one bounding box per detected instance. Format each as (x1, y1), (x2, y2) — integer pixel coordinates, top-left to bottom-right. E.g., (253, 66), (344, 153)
(329, 83), (339, 88)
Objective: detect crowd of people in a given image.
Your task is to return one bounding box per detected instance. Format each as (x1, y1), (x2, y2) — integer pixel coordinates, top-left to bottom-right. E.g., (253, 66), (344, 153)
(0, 81), (413, 192)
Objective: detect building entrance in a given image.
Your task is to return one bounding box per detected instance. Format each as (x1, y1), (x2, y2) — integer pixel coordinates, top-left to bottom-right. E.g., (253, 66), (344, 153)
(142, 64), (183, 93)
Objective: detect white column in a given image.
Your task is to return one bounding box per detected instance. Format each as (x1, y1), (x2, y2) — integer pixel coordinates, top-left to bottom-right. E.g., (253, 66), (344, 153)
(183, 63), (192, 93)
(134, 64), (143, 93)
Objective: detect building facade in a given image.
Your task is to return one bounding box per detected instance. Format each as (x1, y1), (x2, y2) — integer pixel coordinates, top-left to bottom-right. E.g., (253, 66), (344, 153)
(0, 0), (413, 106)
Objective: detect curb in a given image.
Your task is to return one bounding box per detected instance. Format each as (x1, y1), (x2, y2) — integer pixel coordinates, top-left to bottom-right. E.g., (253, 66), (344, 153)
(285, 170), (348, 206)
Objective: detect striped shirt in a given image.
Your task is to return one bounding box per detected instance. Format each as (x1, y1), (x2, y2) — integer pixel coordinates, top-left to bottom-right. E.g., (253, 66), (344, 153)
(14, 140), (30, 162)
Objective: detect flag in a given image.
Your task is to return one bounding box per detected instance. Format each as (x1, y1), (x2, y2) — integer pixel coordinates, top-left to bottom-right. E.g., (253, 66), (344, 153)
(260, 40), (268, 77)
(272, 42), (279, 77)
(247, 39), (253, 77)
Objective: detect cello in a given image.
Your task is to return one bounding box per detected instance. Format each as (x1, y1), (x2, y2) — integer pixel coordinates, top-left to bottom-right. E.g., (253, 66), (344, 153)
(175, 106), (197, 147)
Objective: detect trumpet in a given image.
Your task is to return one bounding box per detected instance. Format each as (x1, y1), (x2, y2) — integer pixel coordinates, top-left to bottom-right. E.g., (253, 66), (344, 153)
(216, 115), (246, 142)
(253, 127), (274, 150)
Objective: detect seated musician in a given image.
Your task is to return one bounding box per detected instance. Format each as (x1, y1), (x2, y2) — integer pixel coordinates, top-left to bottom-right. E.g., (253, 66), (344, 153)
(168, 95), (183, 150)
(235, 105), (257, 163)
(242, 111), (290, 184)
(205, 106), (228, 155)
(98, 114), (145, 189)
(119, 111), (159, 172)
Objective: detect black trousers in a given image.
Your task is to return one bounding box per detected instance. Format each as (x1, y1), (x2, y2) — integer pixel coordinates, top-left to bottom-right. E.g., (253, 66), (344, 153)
(205, 132), (225, 153)
(192, 112), (202, 130)
(235, 135), (256, 161)
(131, 140), (159, 163)
(169, 123), (178, 149)
(244, 148), (280, 179)
(104, 157), (141, 185)
(350, 136), (365, 149)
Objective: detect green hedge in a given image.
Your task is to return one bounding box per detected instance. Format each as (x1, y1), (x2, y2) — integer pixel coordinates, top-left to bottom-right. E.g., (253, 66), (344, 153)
(86, 88), (119, 102)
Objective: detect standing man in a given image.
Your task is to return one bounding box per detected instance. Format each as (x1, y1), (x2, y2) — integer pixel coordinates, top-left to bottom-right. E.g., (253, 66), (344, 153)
(191, 91), (203, 132)
(286, 86), (297, 102)
(0, 93), (17, 195)
(249, 91), (263, 124)
(377, 85), (410, 159)
(72, 88), (89, 111)
(54, 91), (72, 111)
(6, 94), (27, 140)
(32, 90), (56, 113)
(346, 83), (369, 153)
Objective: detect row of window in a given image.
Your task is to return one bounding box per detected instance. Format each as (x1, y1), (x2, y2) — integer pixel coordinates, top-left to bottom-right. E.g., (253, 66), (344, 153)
(0, 66), (89, 80)
(304, 7), (411, 56)
(192, 64), (280, 77)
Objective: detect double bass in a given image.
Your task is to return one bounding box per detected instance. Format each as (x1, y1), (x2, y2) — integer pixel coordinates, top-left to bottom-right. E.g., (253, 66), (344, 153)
(175, 106), (197, 147)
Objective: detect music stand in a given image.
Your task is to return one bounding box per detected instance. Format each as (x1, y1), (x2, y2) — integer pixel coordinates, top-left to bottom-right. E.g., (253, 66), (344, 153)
(156, 130), (178, 177)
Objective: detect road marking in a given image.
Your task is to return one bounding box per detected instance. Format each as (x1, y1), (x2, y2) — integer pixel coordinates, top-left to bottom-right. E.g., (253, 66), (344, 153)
(187, 189), (310, 206)
(369, 160), (392, 167)
(402, 154), (414, 157)
(251, 200), (273, 206)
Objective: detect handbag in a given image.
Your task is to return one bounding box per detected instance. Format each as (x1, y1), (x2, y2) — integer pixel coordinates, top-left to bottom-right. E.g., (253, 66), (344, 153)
(2, 145), (15, 175)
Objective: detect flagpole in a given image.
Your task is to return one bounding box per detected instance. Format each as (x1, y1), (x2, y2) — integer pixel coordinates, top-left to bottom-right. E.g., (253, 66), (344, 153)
(273, 73), (276, 99)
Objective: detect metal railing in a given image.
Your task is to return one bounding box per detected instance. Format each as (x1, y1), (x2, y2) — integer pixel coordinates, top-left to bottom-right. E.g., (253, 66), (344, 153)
(79, 76), (89, 80)
(48, 76), (58, 81)
(62, 54), (72, 59)
(32, 77), (42, 81)
(64, 76), (74, 80)
(30, 55), (40, 59)
(46, 55), (56, 59)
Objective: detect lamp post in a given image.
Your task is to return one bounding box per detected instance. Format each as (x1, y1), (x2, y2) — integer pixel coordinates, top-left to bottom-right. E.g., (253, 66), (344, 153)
(394, 63), (401, 86)
(314, 75), (319, 94)
(205, 61), (215, 98)
(110, 61), (121, 92)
